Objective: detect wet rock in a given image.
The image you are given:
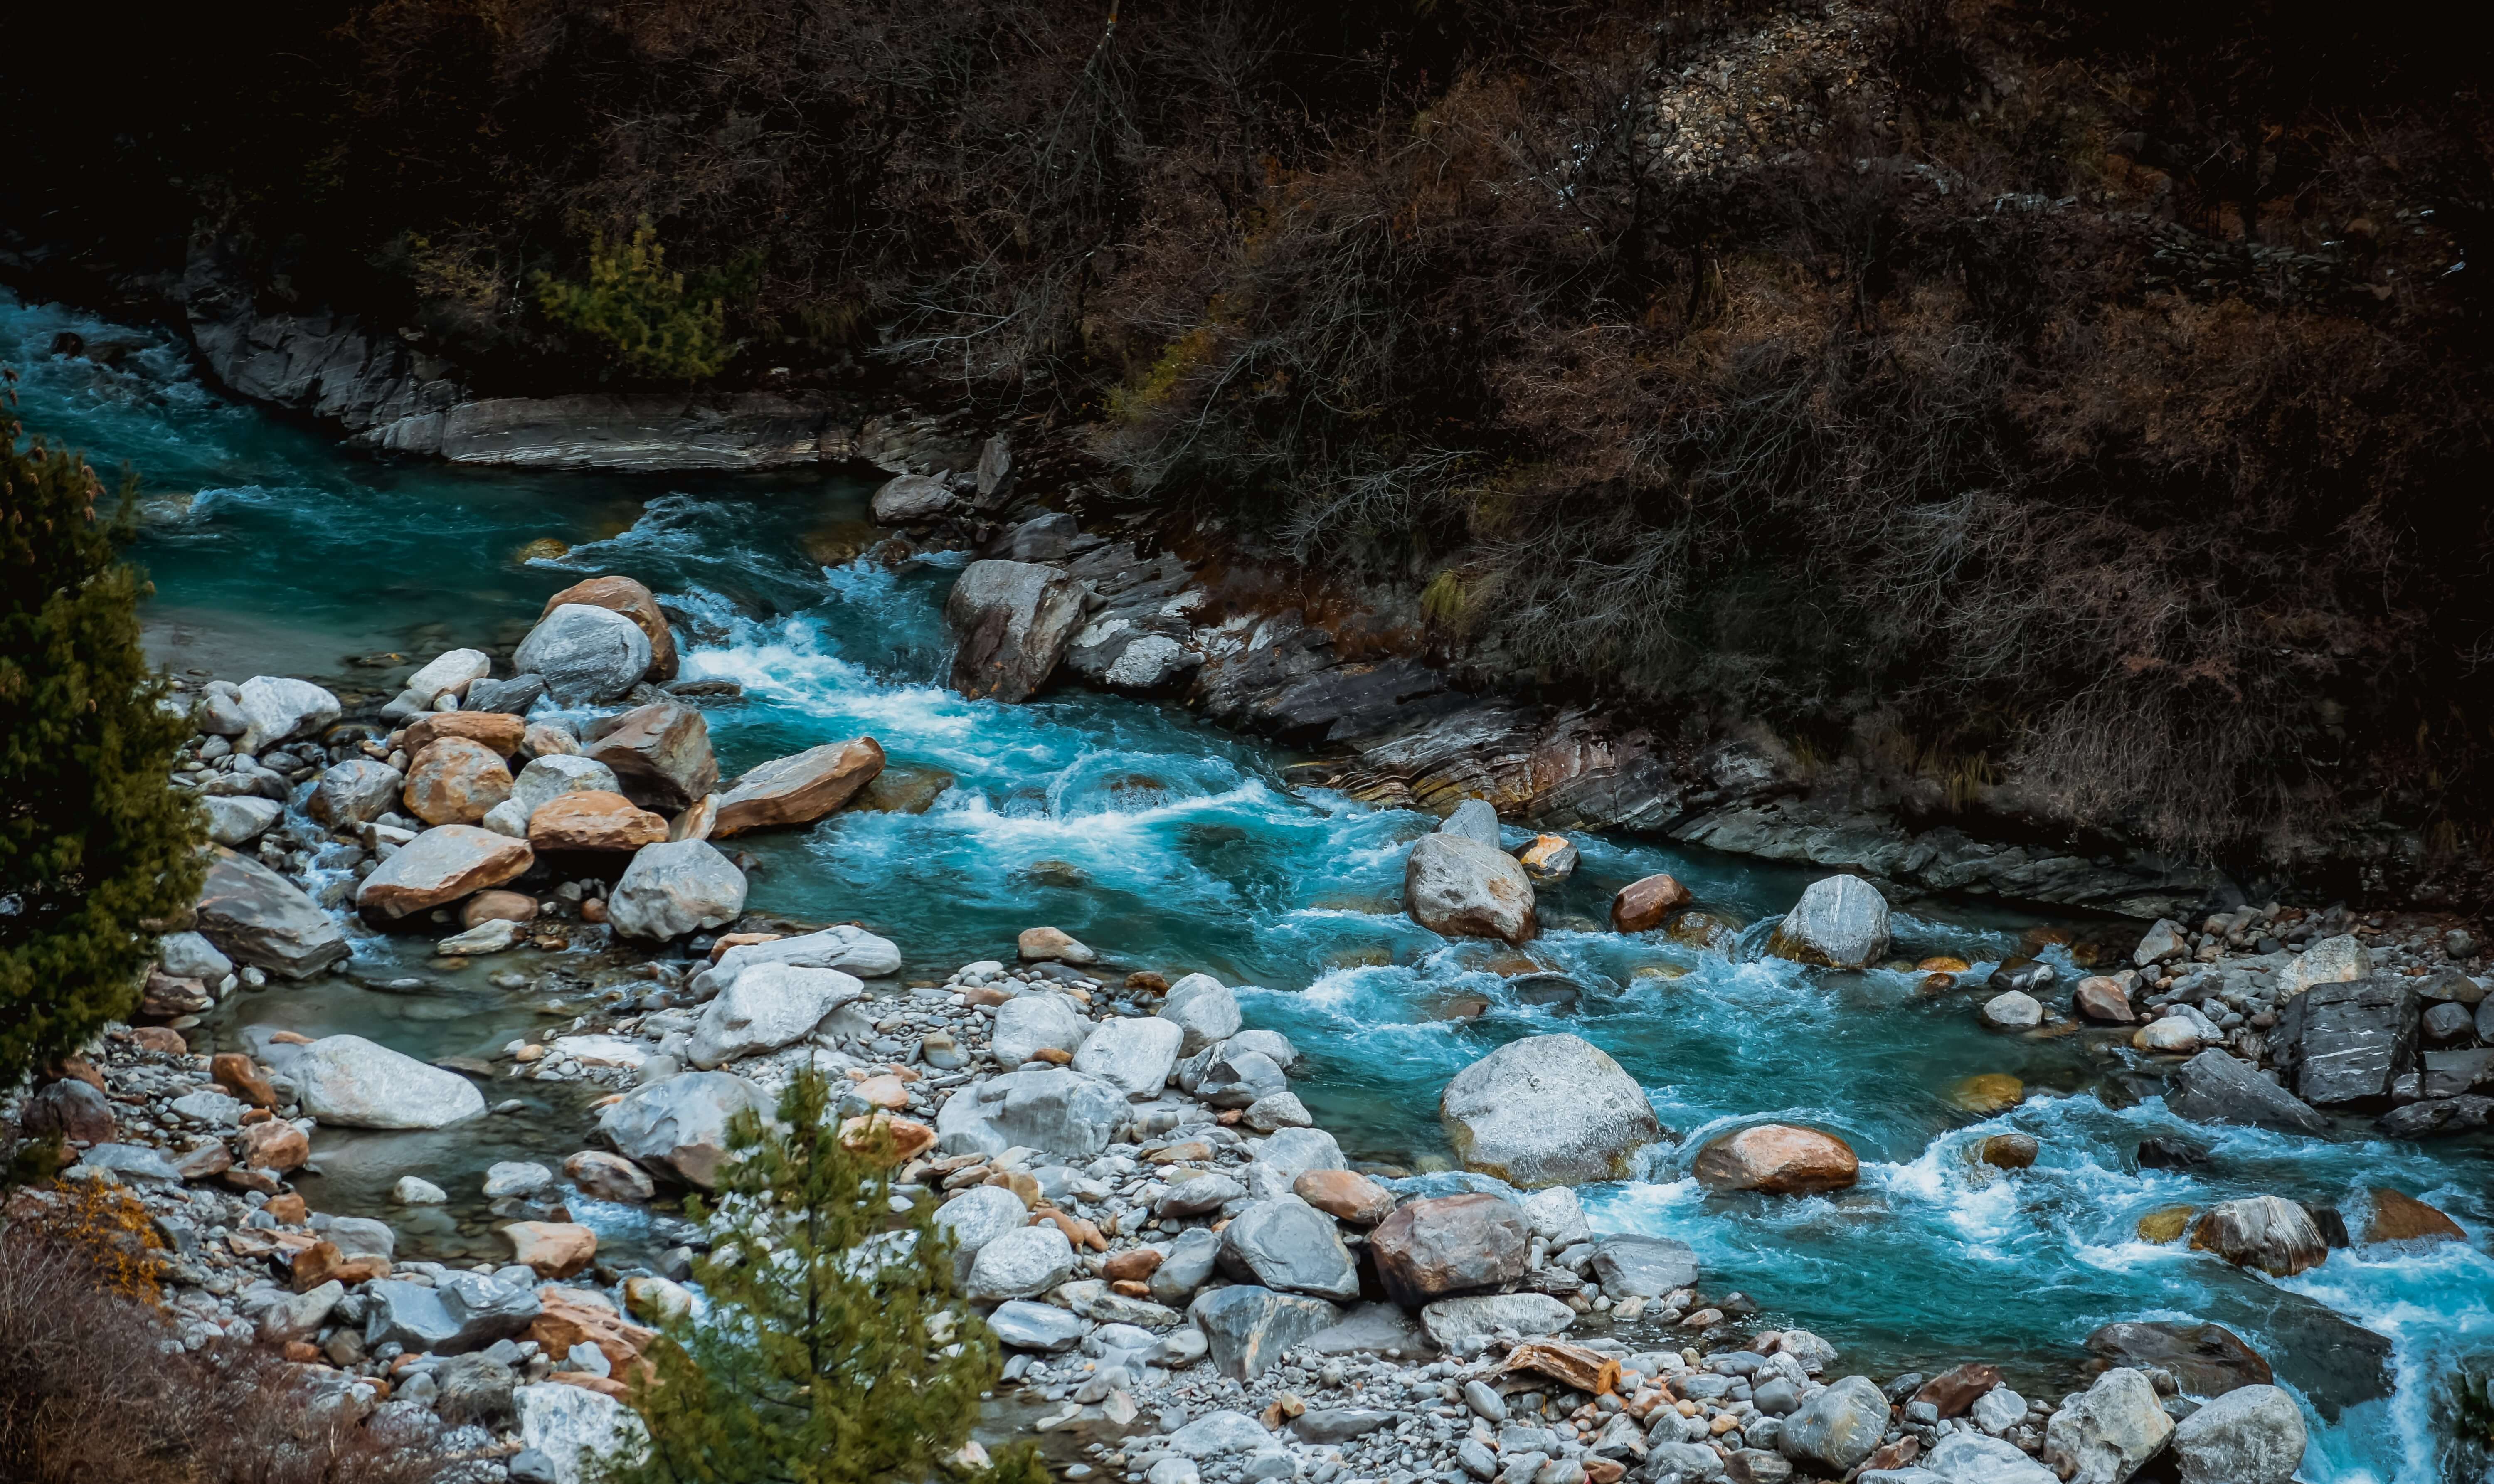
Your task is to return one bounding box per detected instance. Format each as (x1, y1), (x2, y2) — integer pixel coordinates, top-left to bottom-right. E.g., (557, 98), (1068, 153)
(356, 824), (533, 921)
(1440, 1033), (1660, 1186)
(564, 1150), (656, 1203)
(1419, 1293), (1575, 1349)
(1189, 1285), (1342, 1380)
(463, 889), (537, 927)
(196, 847), (350, 976)
(1981, 991), (2042, 1030)
(1979, 1133), (2039, 1169)
(2073, 976), (2135, 1023)
(297, 1034), (485, 1128)
(965, 1224), (1076, 1301)
(586, 702), (719, 812)
(542, 574), (677, 682)
(1518, 835), (1578, 883)
(1405, 833), (1537, 944)
(1220, 1198), (1361, 1299)
(2041, 1368), (2171, 1484)
(933, 1066), (1129, 1158)
(1158, 974), (1242, 1055)
(2362, 1188), (2464, 1244)
(2082, 1321), (2272, 1398)
(992, 993), (1094, 1067)
(366, 1272), (541, 1354)
(598, 1070), (772, 1188)
(2376, 1093), (2494, 1138)
(1776, 1375), (1890, 1475)
(1587, 1233), (1700, 1299)
(503, 1220), (597, 1278)
(946, 559), (1085, 703)
(2191, 1196), (2328, 1278)
(515, 604), (652, 705)
(1611, 873), (1691, 933)
(436, 918), (523, 955)
(236, 675), (341, 753)
(608, 839), (746, 940)
(513, 1381), (647, 1484)
(203, 794), (284, 846)
(990, 1299), (1086, 1352)
(2272, 977), (2418, 1107)
(394, 1176), (449, 1205)
(2170, 1384), (2304, 1484)
(1767, 876), (1890, 969)
(1072, 1015), (1185, 1099)
(1195, 1048), (1288, 1108)
(1017, 926), (1096, 964)
(529, 791), (668, 852)
(713, 736), (883, 836)
(872, 472), (955, 523)
(402, 710), (528, 757)
(688, 963), (864, 1067)
(1294, 1169), (1397, 1225)
(1439, 798), (1503, 845)
(2165, 1050), (2326, 1134)
(1693, 1124), (1858, 1195)
(1911, 1363), (2003, 1419)
(2277, 934), (2370, 1000)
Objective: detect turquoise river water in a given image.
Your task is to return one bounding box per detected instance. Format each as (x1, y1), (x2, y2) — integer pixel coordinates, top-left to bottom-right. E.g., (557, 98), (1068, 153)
(5, 291), (2490, 1483)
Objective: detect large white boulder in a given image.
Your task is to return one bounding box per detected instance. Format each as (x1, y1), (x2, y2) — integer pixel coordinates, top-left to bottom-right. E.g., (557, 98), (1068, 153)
(1767, 875), (1891, 969)
(692, 924), (903, 995)
(687, 964), (865, 1068)
(514, 1381), (648, 1484)
(515, 603), (653, 706)
(608, 840), (747, 940)
(2171, 1384), (2307, 1484)
(235, 675), (340, 753)
(1439, 1033), (1661, 1187)
(1157, 974), (1242, 1055)
(991, 993), (1093, 1067)
(295, 1035), (486, 1129)
(1404, 833), (1536, 944)
(2041, 1368), (2175, 1484)
(934, 1067), (1128, 1158)
(944, 559), (1086, 703)
(1073, 1015), (1185, 1099)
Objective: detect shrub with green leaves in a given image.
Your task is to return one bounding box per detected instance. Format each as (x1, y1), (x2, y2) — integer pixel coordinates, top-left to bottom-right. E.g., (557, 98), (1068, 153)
(0, 393), (202, 1088)
(609, 1070), (1045, 1484)
(537, 221), (732, 383)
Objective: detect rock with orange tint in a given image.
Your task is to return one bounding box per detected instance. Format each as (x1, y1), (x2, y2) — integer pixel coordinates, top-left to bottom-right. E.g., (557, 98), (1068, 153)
(529, 791), (670, 853)
(402, 710), (528, 757)
(586, 702), (717, 812)
(528, 1285), (657, 1374)
(502, 1221), (599, 1279)
(357, 825), (533, 919)
(2075, 976), (2137, 1022)
(242, 1118), (310, 1172)
(1612, 873), (1692, 933)
(212, 1052), (279, 1107)
(542, 574), (678, 682)
(402, 737), (515, 826)
(1100, 1247), (1165, 1282)
(712, 736), (885, 836)
(850, 1074), (910, 1110)
(1518, 834), (1579, 883)
(1692, 1124), (1860, 1195)
(292, 1240), (390, 1292)
(706, 932), (784, 962)
(2363, 1188), (2464, 1245)
(1405, 834), (1537, 944)
(462, 890), (538, 928)
(838, 1113), (936, 1164)
(1294, 1169), (1397, 1225)
(127, 1026), (187, 1055)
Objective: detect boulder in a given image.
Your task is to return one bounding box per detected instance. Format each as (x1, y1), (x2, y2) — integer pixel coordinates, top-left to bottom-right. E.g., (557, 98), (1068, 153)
(1150, 1228), (1223, 1305)
(1587, 1234), (1700, 1299)
(2191, 1196), (2329, 1278)
(1981, 991), (2043, 1030)
(945, 559), (1086, 703)
(513, 1380), (648, 1484)
(2277, 934), (2370, 999)
(2363, 1188), (2464, 1244)
(1439, 1033), (1661, 1187)
(1189, 1285), (1342, 1380)
(402, 710), (528, 757)
(1612, 873), (1692, 933)
(991, 993), (1093, 1066)
(1166, 1409), (1276, 1459)
(2170, 1384), (2306, 1484)
(158, 930), (233, 983)
(1418, 1293), (1575, 1349)
(235, 676), (340, 753)
(402, 648), (492, 707)
(195, 847), (350, 977)
(2041, 1369), (2172, 1484)
(1295, 1169), (1397, 1225)
(1219, 1198), (1361, 1300)
(695, 925), (903, 992)
(1228, 1028), (1300, 1072)
(2083, 1321), (2272, 1398)
(2165, 1050), (2326, 1134)
(1776, 1375), (1890, 1475)
(541, 574), (677, 682)
(564, 1150), (656, 1203)
(1439, 798), (1503, 845)
(872, 472), (956, 523)
(2272, 977), (2419, 1107)
(502, 1221), (598, 1279)
(1518, 836), (1578, 883)
(1368, 1193), (1529, 1308)
(356, 825), (533, 920)
(529, 791), (669, 852)
(2133, 919), (2188, 966)
(1405, 833), (1537, 944)
(505, 754), (625, 821)
(1693, 1124), (1858, 1195)
(202, 794), (283, 846)
(934, 1186), (1029, 1274)
(1158, 974), (1242, 1055)
(1017, 926), (1096, 964)
(688, 964), (864, 1068)
(515, 604), (651, 705)
(2073, 976), (2136, 1023)
(365, 1272), (540, 1354)
(597, 1071), (772, 1188)
(308, 758), (404, 827)
(2132, 1015), (2203, 1053)
(1194, 1048), (1289, 1109)
(24, 1080), (115, 1144)
(1072, 1015), (1185, 1099)
(932, 1066), (1127, 1158)
(295, 1035), (485, 1128)
(712, 737), (884, 836)
(400, 737), (513, 825)
(586, 702), (718, 812)
(468, 674), (550, 716)
(964, 1224), (1076, 1302)
(608, 840), (746, 940)
(1922, 1434), (2056, 1484)
(1766, 876), (1890, 969)
(1521, 1186), (1591, 1247)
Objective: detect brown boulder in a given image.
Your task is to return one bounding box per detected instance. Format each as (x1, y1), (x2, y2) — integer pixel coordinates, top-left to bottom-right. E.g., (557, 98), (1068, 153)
(502, 1220), (599, 1279)
(212, 1052), (280, 1108)
(1367, 1192), (1529, 1308)
(402, 737), (515, 826)
(401, 710), (527, 757)
(1692, 1124), (1859, 1196)
(543, 574), (678, 682)
(838, 1113), (936, 1164)
(2364, 1188), (2464, 1245)
(1977, 1134), (2039, 1170)
(1912, 1363), (2003, 1419)
(2074, 976), (2136, 1023)
(564, 1150), (657, 1203)
(22, 1079), (115, 1144)
(355, 825), (534, 920)
(1294, 1169), (1398, 1225)
(461, 890), (538, 928)
(291, 1240), (389, 1291)
(242, 1118), (310, 1172)
(1612, 873), (1692, 933)
(128, 1026), (188, 1054)
(670, 793), (719, 842)
(529, 791), (670, 853)
(587, 703), (718, 812)
(712, 737), (885, 836)
(529, 1285), (657, 1375)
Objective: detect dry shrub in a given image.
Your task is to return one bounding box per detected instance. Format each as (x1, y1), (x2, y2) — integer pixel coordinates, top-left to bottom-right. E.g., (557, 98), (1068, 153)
(0, 1204), (461, 1484)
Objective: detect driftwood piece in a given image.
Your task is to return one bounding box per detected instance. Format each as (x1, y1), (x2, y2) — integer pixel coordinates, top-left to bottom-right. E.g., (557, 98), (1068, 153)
(1493, 1341), (1623, 1397)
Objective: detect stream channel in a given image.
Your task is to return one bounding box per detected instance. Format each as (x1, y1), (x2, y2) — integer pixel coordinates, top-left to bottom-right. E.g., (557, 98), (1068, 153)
(5, 290), (2490, 1484)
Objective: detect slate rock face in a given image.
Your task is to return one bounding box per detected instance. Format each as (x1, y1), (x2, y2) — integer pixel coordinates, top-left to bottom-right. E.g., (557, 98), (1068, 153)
(2164, 1050), (2326, 1133)
(2273, 977), (2419, 1107)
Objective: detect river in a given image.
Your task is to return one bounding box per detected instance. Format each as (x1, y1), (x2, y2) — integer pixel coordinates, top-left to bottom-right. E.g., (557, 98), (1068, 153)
(5, 289), (2489, 1484)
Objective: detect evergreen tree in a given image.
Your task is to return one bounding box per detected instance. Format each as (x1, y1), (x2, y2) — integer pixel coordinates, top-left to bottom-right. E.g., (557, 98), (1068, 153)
(611, 1070), (1045, 1484)
(0, 388), (202, 1087)
(536, 220), (733, 383)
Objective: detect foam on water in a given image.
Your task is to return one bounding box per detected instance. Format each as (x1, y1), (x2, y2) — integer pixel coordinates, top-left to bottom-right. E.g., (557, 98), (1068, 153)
(7, 288), (2493, 1483)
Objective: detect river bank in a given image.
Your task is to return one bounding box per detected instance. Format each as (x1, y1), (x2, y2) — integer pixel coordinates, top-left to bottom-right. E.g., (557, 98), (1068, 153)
(5, 288), (2493, 1484)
